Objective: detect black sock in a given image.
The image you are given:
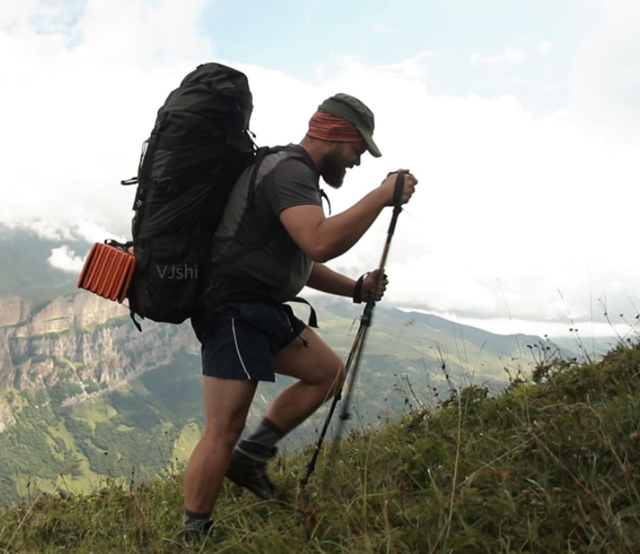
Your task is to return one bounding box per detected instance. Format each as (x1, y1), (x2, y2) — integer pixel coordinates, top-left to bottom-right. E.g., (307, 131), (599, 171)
(239, 417), (285, 454)
(183, 508), (213, 531)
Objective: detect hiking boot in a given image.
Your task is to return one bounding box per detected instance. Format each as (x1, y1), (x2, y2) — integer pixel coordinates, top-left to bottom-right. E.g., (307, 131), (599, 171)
(170, 520), (214, 549)
(226, 442), (278, 500)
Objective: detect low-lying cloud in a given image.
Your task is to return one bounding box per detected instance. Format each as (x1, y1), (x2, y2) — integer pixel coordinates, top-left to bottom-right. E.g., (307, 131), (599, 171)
(48, 245), (86, 273)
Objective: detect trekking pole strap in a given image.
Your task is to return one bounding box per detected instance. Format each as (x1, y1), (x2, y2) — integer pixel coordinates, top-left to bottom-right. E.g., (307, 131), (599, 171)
(352, 272), (369, 304)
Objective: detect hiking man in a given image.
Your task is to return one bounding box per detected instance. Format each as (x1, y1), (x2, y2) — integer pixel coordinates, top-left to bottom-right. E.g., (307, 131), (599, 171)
(178, 93), (418, 540)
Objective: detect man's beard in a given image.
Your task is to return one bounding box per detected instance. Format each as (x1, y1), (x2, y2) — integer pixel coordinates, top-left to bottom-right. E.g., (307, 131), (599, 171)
(321, 149), (347, 188)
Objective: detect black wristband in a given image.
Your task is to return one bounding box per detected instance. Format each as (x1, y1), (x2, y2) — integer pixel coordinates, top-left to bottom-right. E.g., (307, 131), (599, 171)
(353, 273), (369, 304)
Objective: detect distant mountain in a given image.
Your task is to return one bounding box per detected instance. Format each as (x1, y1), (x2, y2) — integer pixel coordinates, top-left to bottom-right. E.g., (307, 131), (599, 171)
(313, 301), (556, 383)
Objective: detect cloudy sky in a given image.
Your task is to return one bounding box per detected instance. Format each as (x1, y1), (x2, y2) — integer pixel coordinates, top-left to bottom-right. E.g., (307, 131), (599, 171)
(1, 0), (639, 339)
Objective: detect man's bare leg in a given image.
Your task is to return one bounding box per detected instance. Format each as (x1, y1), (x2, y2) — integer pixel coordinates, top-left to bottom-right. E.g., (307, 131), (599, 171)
(226, 327), (344, 499)
(183, 376), (257, 514)
(267, 326), (345, 433)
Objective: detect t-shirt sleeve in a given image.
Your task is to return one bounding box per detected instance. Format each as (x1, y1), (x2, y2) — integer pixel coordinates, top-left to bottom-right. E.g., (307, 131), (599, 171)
(263, 157), (322, 216)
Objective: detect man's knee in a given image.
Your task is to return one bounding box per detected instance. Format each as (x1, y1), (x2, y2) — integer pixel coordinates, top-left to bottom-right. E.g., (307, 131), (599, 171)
(203, 414), (247, 450)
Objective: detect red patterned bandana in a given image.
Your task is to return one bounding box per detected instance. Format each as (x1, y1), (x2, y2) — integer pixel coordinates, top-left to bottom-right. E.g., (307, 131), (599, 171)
(307, 109), (362, 142)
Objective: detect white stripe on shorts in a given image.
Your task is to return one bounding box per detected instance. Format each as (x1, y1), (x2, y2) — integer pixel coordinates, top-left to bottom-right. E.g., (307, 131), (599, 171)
(231, 317), (252, 380)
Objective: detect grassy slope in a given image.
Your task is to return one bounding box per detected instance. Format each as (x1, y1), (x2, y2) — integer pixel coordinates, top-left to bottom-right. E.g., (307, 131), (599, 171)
(1, 341), (639, 553)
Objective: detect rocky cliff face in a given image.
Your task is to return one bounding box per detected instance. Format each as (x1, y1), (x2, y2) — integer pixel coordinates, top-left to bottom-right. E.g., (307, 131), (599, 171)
(0, 297), (30, 328)
(0, 292), (198, 427)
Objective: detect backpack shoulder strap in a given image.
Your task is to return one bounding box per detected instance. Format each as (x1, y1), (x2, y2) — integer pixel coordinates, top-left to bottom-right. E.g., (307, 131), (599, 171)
(246, 145), (290, 211)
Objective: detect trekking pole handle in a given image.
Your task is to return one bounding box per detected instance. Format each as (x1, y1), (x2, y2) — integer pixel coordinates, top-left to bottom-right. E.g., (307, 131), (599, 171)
(388, 171), (408, 236)
(391, 171), (407, 208)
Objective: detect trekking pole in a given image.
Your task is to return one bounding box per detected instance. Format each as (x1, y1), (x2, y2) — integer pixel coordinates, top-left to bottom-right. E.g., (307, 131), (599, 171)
(300, 172), (407, 488)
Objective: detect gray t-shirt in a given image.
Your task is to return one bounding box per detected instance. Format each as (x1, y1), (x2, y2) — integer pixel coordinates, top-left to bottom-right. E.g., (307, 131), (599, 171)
(210, 144), (322, 303)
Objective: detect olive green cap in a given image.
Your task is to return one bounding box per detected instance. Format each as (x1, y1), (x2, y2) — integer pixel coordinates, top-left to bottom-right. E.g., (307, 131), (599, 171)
(318, 93), (382, 158)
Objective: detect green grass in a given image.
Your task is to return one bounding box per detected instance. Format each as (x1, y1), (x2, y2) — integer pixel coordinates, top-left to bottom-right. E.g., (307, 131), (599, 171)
(1, 341), (639, 553)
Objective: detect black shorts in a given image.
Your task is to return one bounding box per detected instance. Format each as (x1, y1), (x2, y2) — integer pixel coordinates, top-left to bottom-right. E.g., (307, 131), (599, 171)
(190, 302), (307, 382)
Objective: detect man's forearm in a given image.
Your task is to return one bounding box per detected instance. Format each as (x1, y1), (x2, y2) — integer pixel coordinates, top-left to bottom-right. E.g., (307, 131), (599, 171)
(312, 187), (386, 262)
(306, 264), (356, 297)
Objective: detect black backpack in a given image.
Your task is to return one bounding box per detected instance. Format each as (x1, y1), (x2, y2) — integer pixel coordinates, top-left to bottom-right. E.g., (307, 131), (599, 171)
(119, 63), (256, 327)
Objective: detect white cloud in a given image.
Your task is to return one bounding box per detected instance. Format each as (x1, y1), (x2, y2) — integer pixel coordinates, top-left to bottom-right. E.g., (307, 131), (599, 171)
(48, 245), (85, 273)
(378, 51), (434, 80)
(73, 221), (127, 245)
(471, 47), (528, 67)
(0, 0), (213, 236)
(535, 41), (554, 55)
(2, 218), (126, 245)
(569, 0), (640, 141)
(3, 219), (75, 241)
(0, 0), (41, 29)
(2, 0), (640, 339)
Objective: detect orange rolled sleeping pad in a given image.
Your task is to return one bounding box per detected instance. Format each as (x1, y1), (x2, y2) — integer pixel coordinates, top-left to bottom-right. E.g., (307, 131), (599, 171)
(77, 242), (136, 303)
